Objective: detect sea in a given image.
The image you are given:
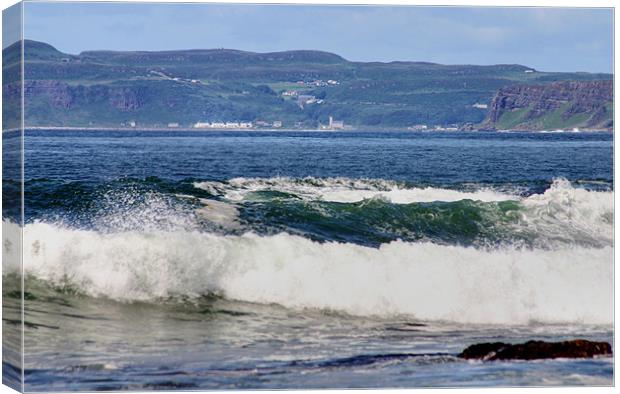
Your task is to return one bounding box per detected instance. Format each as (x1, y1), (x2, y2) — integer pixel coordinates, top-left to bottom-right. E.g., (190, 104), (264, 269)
(2, 130), (614, 390)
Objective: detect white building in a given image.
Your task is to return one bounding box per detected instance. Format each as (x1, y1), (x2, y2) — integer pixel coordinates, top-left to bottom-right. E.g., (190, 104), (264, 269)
(434, 125), (458, 131)
(408, 124), (428, 131)
(328, 116), (344, 130)
(297, 95), (316, 107)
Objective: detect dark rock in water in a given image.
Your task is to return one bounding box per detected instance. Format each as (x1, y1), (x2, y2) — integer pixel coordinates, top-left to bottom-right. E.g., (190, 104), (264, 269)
(459, 342), (508, 360)
(458, 339), (612, 361)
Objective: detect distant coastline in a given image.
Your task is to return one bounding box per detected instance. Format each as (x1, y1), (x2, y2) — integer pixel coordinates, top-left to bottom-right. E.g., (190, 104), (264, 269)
(3, 40), (612, 134)
(2, 126), (612, 134)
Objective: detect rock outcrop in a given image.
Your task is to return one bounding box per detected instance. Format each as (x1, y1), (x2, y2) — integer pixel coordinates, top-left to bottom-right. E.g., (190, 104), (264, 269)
(482, 80), (613, 131)
(458, 339), (612, 361)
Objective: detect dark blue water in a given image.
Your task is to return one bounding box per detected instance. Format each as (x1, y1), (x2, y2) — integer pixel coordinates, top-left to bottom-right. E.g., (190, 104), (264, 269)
(23, 130), (612, 184)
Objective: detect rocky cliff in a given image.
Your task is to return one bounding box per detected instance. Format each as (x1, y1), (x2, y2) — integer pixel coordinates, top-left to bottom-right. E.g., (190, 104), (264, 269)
(482, 80), (613, 131)
(2, 79), (148, 127)
(14, 80), (143, 111)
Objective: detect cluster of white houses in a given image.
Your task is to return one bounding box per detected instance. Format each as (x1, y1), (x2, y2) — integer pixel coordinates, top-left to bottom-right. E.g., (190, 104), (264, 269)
(407, 124), (458, 132)
(189, 117), (344, 130)
(125, 118), (349, 130)
(296, 79), (340, 87)
(296, 95), (325, 107)
(192, 120), (283, 129)
(194, 121), (254, 129)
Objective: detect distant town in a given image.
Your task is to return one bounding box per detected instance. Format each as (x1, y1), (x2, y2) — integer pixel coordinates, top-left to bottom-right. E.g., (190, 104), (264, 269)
(114, 74), (484, 131)
(115, 77), (357, 131)
(114, 117), (479, 132)
(120, 115), (349, 131)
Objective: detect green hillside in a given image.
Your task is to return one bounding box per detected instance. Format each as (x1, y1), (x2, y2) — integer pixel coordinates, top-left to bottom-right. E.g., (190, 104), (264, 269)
(2, 40), (613, 129)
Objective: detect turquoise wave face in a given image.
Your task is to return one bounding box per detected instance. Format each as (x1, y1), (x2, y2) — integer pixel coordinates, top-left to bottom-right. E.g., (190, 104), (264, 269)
(241, 198), (524, 247)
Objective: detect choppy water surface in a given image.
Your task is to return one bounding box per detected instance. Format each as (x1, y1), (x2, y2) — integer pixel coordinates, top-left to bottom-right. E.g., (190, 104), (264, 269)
(2, 130), (614, 390)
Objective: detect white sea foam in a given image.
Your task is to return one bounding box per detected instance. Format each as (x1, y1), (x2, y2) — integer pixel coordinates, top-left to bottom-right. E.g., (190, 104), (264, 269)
(195, 198), (240, 229)
(519, 178), (613, 245)
(194, 177), (518, 204)
(3, 179), (612, 325)
(4, 220), (612, 325)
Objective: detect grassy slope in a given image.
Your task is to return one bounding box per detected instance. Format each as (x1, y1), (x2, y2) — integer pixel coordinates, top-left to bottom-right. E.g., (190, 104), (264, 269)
(496, 101), (613, 131)
(496, 108), (531, 130)
(537, 104), (590, 130)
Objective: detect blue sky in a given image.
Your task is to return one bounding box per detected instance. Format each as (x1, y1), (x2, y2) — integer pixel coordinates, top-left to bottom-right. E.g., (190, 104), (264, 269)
(19, 2), (614, 73)
(3, 2), (21, 48)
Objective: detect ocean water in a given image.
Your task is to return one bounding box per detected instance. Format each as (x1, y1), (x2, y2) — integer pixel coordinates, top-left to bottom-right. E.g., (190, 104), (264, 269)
(2, 130), (614, 390)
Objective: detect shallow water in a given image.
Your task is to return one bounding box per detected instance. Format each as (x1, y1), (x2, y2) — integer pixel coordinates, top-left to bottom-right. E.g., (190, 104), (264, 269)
(2, 277), (614, 390)
(2, 130), (614, 390)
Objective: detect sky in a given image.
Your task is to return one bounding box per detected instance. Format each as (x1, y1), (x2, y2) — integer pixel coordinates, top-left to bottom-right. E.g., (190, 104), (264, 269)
(15, 2), (614, 73)
(3, 2), (21, 49)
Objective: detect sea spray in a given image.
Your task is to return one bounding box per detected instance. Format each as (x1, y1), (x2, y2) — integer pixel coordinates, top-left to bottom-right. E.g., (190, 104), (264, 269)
(520, 178), (613, 244)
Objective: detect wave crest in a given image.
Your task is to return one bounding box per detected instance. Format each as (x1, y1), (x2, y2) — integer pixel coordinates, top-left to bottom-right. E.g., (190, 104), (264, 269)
(5, 221), (612, 325)
(518, 178), (613, 245)
(194, 177), (519, 204)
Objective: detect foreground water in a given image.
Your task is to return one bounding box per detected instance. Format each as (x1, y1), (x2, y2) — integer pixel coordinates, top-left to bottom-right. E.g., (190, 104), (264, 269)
(2, 130), (614, 389)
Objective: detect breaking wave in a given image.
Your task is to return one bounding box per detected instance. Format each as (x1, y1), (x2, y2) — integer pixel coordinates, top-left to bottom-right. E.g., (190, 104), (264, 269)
(194, 177), (519, 204)
(194, 177), (613, 247)
(3, 177), (613, 325)
(3, 229), (612, 326)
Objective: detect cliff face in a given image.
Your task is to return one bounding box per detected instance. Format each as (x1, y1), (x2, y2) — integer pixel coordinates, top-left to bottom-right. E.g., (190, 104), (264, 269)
(17, 80), (144, 111)
(2, 79), (149, 127)
(482, 80), (613, 131)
